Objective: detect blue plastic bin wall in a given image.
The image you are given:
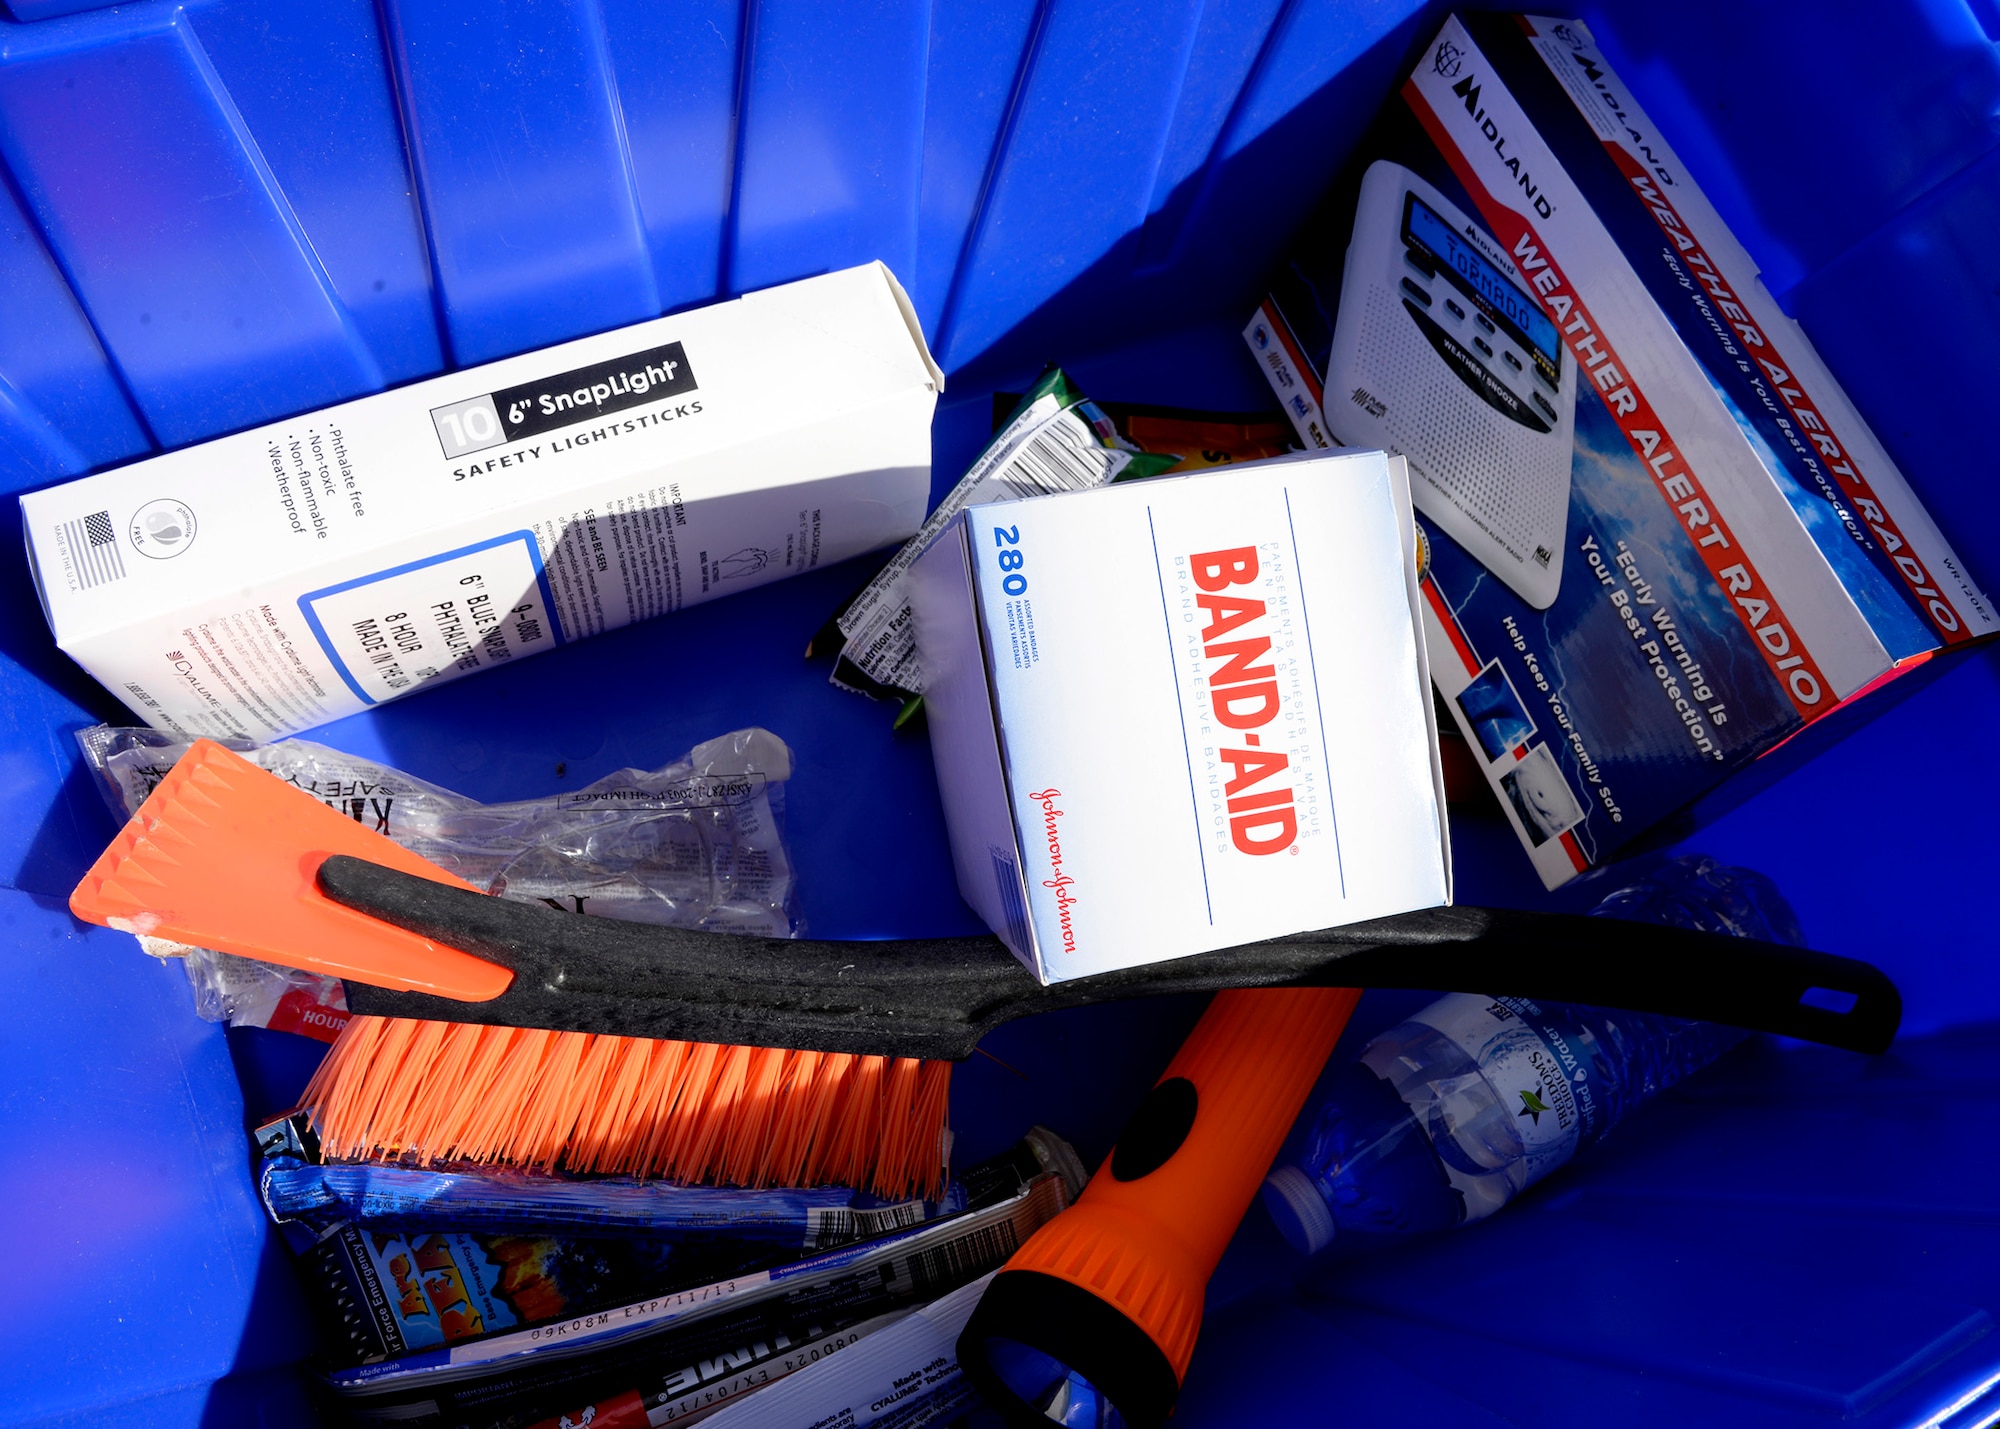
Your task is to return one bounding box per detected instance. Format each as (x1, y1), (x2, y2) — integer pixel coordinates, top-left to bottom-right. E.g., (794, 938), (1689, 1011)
(1, 2), (1996, 1427)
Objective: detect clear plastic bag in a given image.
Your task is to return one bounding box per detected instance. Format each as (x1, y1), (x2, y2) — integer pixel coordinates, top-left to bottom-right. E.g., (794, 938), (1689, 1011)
(79, 725), (802, 1036)
(180, 947), (354, 1041)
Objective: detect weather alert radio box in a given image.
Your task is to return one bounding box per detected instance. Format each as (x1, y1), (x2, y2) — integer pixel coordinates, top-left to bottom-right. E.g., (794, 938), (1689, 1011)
(1246, 14), (1994, 887)
(909, 451), (1451, 984)
(22, 262), (941, 740)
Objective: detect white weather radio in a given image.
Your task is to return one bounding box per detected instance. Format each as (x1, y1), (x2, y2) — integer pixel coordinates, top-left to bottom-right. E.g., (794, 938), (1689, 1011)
(1327, 161), (1575, 609)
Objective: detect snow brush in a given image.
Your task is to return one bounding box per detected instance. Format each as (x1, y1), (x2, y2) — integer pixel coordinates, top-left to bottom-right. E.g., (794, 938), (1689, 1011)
(71, 740), (1899, 1196)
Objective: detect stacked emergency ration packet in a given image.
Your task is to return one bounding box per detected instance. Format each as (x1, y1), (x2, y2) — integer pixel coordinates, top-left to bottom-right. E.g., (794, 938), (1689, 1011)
(22, 263), (942, 739)
(1247, 13), (1993, 887)
(911, 450), (1452, 984)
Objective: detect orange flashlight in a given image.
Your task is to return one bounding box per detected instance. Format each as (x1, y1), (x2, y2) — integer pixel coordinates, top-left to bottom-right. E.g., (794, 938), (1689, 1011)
(959, 985), (1362, 1426)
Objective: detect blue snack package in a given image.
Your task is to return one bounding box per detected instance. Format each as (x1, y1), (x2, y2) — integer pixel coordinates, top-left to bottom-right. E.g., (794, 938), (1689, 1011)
(261, 1157), (961, 1246)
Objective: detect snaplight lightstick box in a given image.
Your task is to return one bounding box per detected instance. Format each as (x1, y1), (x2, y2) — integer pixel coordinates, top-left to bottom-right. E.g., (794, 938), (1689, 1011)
(909, 451), (1451, 984)
(1246, 13), (1994, 887)
(23, 263), (942, 739)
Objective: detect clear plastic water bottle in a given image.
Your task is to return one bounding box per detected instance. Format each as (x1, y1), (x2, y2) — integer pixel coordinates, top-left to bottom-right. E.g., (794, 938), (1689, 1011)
(1259, 854), (1802, 1256)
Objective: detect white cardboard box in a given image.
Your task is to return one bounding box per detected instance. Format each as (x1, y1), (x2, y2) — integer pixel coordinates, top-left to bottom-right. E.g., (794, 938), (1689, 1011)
(22, 262), (943, 739)
(910, 450), (1452, 983)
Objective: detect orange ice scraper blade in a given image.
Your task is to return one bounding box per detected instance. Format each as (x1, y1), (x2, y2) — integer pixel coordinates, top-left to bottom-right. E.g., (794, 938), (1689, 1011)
(70, 738), (514, 1002)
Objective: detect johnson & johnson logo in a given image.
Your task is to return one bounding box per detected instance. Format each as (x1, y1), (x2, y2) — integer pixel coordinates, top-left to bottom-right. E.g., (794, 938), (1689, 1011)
(1027, 787), (1078, 956)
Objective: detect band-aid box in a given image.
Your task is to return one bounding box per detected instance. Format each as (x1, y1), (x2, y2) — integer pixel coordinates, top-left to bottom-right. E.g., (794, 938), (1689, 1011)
(911, 451), (1451, 984)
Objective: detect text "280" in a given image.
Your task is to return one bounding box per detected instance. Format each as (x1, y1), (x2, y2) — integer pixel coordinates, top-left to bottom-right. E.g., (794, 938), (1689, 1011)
(993, 525), (1027, 595)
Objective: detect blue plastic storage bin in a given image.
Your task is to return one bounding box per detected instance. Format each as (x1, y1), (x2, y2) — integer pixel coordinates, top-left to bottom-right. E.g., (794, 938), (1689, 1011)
(2, 1), (1996, 1424)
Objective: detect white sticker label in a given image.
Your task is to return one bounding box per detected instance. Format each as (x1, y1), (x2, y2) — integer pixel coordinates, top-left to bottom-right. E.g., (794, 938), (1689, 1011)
(298, 532), (561, 705)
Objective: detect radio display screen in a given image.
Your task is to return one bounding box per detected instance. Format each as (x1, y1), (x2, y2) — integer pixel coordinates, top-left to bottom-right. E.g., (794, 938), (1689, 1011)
(1404, 193), (1560, 368)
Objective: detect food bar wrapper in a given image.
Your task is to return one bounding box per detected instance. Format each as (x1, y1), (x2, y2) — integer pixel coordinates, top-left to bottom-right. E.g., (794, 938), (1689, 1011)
(830, 367), (1175, 700)
(319, 1172), (1071, 1426)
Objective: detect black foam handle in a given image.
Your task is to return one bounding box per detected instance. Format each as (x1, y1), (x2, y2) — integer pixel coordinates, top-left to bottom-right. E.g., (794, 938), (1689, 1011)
(319, 856), (1902, 1057)
(1319, 911), (1903, 1053)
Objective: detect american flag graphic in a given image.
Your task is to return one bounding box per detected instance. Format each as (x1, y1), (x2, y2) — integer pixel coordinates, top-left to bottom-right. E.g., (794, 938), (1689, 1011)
(63, 509), (127, 589)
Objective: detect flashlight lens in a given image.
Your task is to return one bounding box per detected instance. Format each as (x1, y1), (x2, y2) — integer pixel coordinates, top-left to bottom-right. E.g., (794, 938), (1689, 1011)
(984, 1337), (1129, 1428)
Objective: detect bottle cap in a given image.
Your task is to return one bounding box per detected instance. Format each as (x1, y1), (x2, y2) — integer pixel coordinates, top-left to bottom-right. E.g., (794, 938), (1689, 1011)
(1260, 1164), (1336, 1254)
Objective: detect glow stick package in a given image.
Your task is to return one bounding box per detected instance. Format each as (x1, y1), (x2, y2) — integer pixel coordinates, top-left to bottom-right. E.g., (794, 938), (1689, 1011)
(23, 264), (939, 738)
(78, 724), (799, 1037)
(1247, 13), (1994, 887)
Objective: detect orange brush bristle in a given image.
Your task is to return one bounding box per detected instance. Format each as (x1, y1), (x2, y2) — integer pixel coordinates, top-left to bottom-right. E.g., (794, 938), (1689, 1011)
(298, 1015), (953, 1198)
(69, 740), (954, 1198)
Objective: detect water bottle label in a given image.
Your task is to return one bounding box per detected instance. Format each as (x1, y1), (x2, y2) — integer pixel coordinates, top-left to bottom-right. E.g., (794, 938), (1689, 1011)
(1407, 993), (1604, 1187)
